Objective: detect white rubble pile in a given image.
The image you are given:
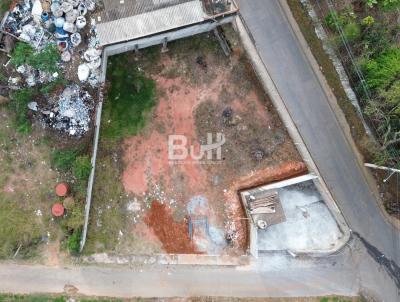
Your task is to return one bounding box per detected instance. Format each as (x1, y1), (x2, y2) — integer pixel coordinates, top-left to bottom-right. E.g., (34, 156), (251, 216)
(39, 85), (94, 136)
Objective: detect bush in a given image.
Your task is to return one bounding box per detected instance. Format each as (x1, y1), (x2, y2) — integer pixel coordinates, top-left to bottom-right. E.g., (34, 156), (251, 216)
(72, 155), (92, 182)
(325, 11), (345, 32)
(62, 203), (84, 232)
(361, 47), (400, 91)
(51, 149), (78, 172)
(344, 22), (361, 41)
(67, 229), (81, 255)
(11, 43), (60, 73)
(361, 16), (375, 27)
(361, 23), (390, 56)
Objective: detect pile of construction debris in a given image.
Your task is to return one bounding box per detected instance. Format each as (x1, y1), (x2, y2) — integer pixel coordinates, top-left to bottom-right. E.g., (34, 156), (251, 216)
(1, 0), (102, 136)
(29, 85), (94, 136)
(2, 0), (101, 86)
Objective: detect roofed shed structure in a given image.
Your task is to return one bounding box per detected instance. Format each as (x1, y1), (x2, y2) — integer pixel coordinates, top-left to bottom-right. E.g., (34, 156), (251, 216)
(96, 0), (238, 46)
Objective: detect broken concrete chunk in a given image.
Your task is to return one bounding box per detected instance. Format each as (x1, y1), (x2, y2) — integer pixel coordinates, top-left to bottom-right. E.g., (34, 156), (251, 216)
(63, 22), (77, 33)
(28, 101), (38, 111)
(61, 51), (72, 62)
(78, 64), (90, 82)
(61, 2), (73, 13)
(65, 9), (79, 23)
(84, 48), (101, 62)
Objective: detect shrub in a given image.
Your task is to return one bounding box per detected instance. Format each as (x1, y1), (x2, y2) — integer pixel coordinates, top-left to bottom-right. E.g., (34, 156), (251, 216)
(51, 149), (78, 172)
(380, 0), (400, 10)
(361, 23), (390, 56)
(361, 47), (400, 91)
(72, 155), (92, 182)
(62, 203), (84, 231)
(325, 11), (345, 32)
(67, 229), (81, 255)
(361, 16), (375, 27)
(344, 22), (361, 41)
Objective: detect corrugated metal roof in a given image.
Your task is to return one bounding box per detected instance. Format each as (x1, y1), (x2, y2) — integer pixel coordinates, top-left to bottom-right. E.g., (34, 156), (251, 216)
(99, 0), (195, 23)
(96, 0), (205, 46)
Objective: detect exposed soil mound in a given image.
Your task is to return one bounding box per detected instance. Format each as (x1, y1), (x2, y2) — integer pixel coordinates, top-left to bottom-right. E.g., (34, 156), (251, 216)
(144, 201), (200, 254)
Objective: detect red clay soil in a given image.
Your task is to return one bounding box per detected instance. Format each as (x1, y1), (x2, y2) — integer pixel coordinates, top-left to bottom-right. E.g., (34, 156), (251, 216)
(144, 201), (200, 254)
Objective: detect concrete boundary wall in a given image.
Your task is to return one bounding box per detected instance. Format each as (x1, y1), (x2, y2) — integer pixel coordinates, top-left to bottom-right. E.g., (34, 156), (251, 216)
(80, 17), (237, 252)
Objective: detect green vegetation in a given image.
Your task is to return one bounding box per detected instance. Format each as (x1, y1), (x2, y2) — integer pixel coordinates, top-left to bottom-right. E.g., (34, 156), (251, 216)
(0, 295), (124, 302)
(8, 88), (36, 133)
(287, 0), (400, 215)
(0, 200), (41, 259)
(102, 53), (156, 140)
(40, 77), (68, 95)
(0, 295), (364, 302)
(367, 0), (400, 10)
(73, 156), (92, 182)
(11, 43), (60, 73)
(361, 47), (400, 90)
(67, 228), (82, 255)
(0, 0), (11, 15)
(51, 149), (79, 172)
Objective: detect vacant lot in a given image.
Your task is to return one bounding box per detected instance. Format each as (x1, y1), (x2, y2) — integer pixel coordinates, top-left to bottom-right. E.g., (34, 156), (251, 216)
(0, 108), (62, 261)
(86, 32), (303, 255)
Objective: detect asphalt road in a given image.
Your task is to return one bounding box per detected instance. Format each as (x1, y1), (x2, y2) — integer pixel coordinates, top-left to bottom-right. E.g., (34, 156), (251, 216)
(237, 0), (400, 265)
(0, 243), (398, 300)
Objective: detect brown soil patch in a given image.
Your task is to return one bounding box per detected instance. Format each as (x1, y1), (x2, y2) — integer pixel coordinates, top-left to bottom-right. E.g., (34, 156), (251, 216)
(144, 201), (199, 254)
(97, 34), (303, 255)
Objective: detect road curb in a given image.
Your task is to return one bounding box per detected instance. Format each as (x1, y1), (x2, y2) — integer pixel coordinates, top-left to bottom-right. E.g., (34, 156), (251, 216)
(235, 16), (351, 256)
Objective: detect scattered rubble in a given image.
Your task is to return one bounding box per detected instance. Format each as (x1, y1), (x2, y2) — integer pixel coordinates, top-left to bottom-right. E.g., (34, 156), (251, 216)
(1, 0), (102, 136)
(30, 85), (94, 136)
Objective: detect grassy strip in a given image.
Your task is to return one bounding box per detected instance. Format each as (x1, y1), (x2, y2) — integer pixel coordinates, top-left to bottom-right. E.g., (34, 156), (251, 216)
(0, 295), (363, 302)
(102, 54), (156, 140)
(286, 0), (375, 162)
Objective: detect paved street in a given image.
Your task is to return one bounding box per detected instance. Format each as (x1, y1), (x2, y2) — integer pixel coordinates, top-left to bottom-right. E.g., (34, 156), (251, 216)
(237, 0), (400, 264)
(0, 242), (397, 300)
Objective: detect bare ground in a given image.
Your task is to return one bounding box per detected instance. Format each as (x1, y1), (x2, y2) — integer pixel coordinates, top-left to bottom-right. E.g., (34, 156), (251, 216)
(88, 33), (303, 256)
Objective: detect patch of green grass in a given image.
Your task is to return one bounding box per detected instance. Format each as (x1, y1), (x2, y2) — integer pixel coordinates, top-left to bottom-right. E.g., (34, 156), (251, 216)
(84, 152), (128, 254)
(0, 0), (11, 15)
(8, 88), (37, 134)
(51, 149), (79, 172)
(102, 54), (156, 140)
(0, 198), (41, 259)
(73, 155), (92, 182)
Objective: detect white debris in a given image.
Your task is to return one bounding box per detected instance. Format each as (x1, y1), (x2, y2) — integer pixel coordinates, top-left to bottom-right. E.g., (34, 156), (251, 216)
(78, 64), (90, 82)
(28, 102), (38, 111)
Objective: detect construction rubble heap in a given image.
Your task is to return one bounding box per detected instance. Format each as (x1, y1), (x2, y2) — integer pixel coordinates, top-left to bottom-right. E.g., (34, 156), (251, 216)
(2, 0), (102, 136)
(29, 85), (94, 136)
